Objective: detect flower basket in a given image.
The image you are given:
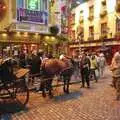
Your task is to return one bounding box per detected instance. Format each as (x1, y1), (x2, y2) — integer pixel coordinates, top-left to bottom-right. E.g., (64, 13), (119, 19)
(100, 34), (107, 40)
(49, 25), (59, 35)
(88, 15), (94, 21)
(101, 0), (106, 6)
(100, 10), (107, 18)
(88, 36), (94, 41)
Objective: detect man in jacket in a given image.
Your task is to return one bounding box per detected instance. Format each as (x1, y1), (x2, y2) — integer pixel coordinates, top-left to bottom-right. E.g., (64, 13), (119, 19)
(80, 52), (90, 88)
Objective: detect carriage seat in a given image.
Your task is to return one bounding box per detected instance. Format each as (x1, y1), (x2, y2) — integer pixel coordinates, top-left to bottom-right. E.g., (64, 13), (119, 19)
(0, 60), (16, 84)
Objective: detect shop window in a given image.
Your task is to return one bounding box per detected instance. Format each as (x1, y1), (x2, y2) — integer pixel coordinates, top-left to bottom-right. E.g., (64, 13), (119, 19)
(88, 6), (94, 20)
(17, 0), (48, 11)
(101, 23), (107, 38)
(116, 18), (120, 32)
(115, 18), (120, 39)
(79, 11), (84, 23)
(89, 26), (94, 37)
(100, 0), (107, 18)
(17, 0), (24, 8)
(71, 30), (75, 40)
(88, 26), (94, 40)
(71, 13), (75, 25)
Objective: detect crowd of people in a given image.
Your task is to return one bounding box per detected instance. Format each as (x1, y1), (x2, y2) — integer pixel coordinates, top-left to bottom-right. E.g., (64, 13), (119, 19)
(0, 50), (107, 88)
(1, 49), (120, 100)
(70, 51), (107, 88)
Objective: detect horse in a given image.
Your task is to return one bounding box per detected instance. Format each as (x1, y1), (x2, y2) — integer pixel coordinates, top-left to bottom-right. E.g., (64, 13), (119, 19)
(40, 58), (74, 98)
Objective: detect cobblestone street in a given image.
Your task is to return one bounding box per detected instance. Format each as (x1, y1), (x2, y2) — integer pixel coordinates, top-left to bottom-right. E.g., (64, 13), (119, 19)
(1, 69), (120, 120)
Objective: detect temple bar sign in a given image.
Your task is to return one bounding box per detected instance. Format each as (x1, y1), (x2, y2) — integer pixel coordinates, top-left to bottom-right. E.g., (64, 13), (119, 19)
(17, 8), (48, 25)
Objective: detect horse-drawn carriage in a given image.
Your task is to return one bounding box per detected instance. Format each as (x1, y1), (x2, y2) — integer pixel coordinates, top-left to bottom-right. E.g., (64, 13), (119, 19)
(0, 58), (29, 106)
(0, 56), (74, 111)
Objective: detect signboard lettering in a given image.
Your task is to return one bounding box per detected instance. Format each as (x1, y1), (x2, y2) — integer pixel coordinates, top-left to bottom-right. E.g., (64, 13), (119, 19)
(17, 8), (48, 25)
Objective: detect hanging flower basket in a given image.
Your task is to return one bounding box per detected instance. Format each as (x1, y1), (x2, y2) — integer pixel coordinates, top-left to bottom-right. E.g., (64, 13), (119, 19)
(100, 34), (107, 40)
(100, 10), (107, 18)
(88, 15), (94, 21)
(49, 25), (59, 35)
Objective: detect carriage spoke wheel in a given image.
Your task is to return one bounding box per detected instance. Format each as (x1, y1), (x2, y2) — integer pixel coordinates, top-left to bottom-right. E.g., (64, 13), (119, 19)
(15, 83), (29, 106)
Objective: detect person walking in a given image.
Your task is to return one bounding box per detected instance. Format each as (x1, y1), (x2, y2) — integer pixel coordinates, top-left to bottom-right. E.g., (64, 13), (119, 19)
(98, 53), (106, 78)
(73, 55), (80, 80)
(110, 52), (120, 100)
(80, 52), (90, 88)
(90, 54), (98, 82)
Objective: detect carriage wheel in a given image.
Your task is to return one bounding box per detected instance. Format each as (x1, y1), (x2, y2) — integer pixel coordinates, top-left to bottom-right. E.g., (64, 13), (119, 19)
(15, 83), (29, 106)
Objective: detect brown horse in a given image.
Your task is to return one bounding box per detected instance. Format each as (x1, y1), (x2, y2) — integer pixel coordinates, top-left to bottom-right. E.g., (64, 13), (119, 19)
(41, 58), (74, 98)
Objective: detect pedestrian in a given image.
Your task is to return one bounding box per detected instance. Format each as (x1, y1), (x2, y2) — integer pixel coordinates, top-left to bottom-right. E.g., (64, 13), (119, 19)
(110, 52), (120, 100)
(90, 54), (98, 82)
(98, 53), (106, 78)
(80, 52), (90, 88)
(30, 52), (42, 83)
(19, 52), (26, 68)
(110, 52), (120, 88)
(73, 55), (80, 79)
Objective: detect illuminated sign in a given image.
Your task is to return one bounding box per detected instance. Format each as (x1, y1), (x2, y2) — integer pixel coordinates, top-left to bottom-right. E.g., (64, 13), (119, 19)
(17, 0), (48, 25)
(28, 0), (38, 10)
(17, 8), (48, 25)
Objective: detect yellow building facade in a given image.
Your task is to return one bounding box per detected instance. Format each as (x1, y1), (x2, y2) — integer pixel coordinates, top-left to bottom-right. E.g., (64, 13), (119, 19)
(69, 0), (120, 60)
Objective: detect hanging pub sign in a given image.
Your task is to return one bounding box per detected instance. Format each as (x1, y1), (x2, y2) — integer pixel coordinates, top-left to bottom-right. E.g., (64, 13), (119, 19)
(17, 8), (48, 25)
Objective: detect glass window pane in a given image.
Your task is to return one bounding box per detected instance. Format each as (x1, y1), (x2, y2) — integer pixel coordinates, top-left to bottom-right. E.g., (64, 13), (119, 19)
(17, 0), (24, 8)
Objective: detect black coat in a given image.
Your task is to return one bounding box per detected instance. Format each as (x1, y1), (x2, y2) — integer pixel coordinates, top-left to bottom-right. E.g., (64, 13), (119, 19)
(31, 56), (42, 74)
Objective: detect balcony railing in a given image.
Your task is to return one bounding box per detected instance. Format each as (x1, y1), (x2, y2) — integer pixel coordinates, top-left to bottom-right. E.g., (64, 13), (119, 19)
(88, 36), (94, 41)
(100, 34), (107, 40)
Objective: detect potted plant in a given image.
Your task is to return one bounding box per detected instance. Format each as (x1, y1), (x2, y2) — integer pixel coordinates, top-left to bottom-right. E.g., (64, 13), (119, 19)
(100, 10), (107, 18)
(100, 34), (107, 40)
(49, 25), (59, 35)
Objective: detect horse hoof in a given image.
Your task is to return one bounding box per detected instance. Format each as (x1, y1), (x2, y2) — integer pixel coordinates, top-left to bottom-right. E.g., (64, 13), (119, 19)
(49, 94), (53, 99)
(42, 93), (46, 98)
(63, 88), (66, 92)
(116, 96), (120, 101)
(66, 91), (69, 94)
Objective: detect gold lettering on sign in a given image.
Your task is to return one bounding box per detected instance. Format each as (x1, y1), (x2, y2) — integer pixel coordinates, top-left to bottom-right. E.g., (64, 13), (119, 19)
(17, 24), (30, 30)
(35, 25), (48, 31)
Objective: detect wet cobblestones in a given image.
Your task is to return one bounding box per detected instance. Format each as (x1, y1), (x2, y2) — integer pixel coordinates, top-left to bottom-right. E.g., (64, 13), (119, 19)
(1, 70), (120, 120)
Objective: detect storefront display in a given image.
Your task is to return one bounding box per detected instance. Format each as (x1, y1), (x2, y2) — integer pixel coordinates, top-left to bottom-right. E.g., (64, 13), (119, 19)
(17, 0), (48, 25)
